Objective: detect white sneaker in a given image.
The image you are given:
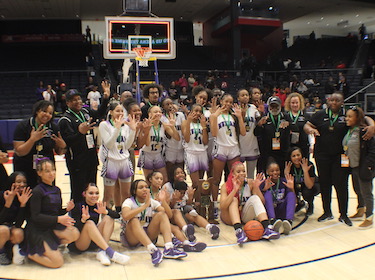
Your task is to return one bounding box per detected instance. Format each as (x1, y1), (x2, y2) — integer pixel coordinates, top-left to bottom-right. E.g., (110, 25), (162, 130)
(111, 251), (130, 265)
(96, 250), (111, 266)
(12, 244), (25, 265)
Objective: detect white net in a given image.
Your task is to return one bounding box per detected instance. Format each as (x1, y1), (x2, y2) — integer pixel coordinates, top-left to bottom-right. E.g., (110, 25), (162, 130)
(133, 47), (152, 67)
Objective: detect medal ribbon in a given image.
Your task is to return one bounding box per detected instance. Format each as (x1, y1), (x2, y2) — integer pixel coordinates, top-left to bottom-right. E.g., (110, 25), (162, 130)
(344, 126), (358, 148)
(152, 123), (161, 143)
(109, 119), (122, 143)
(293, 167), (303, 183)
(221, 114), (232, 132)
(135, 198), (147, 221)
(328, 109), (339, 127)
(68, 109), (86, 123)
(289, 111), (301, 125)
(193, 122), (200, 140)
(269, 113), (281, 132)
(270, 179), (280, 202)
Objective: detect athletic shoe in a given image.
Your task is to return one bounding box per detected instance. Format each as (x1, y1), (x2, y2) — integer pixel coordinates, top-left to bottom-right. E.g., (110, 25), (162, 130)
(359, 217), (373, 230)
(12, 244), (25, 265)
(172, 237), (183, 248)
(111, 251), (130, 265)
(262, 227), (280, 240)
(151, 249), (163, 266)
(295, 200), (309, 213)
(282, 220), (292, 235)
(317, 213), (334, 222)
(272, 219), (283, 232)
(163, 247), (187, 259)
(96, 250), (111, 266)
(209, 224), (220, 240)
(306, 205), (314, 216)
(0, 252), (11, 265)
(213, 207), (219, 220)
(185, 224), (196, 242)
(338, 215), (353, 227)
(235, 228), (248, 244)
(349, 207), (365, 221)
(182, 242), (207, 252)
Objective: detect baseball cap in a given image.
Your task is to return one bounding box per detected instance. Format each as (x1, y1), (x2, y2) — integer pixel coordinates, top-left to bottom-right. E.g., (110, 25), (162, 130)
(268, 96), (281, 106)
(65, 89), (81, 101)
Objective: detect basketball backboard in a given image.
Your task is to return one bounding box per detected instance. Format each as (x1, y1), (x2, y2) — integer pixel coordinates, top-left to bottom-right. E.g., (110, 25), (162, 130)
(104, 16), (175, 60)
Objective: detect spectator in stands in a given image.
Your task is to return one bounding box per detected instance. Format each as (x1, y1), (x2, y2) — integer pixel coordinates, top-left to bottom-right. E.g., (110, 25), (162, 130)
(359, 24), (366, 40)
(294, 60), (302, 70)
(325, 76), (336, 95)
(58, 82), (110, 203)
(254, 97), (290, 174)
(86, 25), (92, 43)
(313, 98), (323, 112)
(309, 31), (316, 40)
(337, 74), (350, 97)
(53, 79), (60, 93)
(87, 85), (102, 109)
(35, 81), (45, 101)
(187, 73), (196, 90)
(85, 76), (95, 94)
(13, 100), (66, 188)
(140, 84), (162, 121)
(336, 61), (346, 69)
(42, 85), (56, 107)
(205, 71), (216, 89)
(177, 74), (188, 89)
(0, 136), (8, 191)
(276, 85), (287, 107)
(56, 83), (68, 113)
(168, 81), (179, 102)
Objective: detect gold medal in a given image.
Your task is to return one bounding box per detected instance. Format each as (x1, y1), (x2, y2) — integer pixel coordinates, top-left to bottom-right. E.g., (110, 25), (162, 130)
(36, 144), (43, 152)
(194, 140), (199, 144)
(343, 145), (348, 151)
(117, 144), (122, 150)
(275, 132), (280, 138)
(245, 125), (250, 132)
(155, 144), (160, 149)
(329, 126), (334, 132)
(296, 183), (302, 189)
(226, 130), (231, 135)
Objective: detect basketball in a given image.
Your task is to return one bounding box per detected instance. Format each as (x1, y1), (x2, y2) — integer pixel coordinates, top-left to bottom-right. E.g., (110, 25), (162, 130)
(244, 220), (264, 241)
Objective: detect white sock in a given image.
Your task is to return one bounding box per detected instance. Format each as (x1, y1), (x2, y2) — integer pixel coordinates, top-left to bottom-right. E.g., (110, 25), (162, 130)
(206, 224), (212, 232)
(182, 240), (190, 245)
(146, 243), (157, 253)
(182, 225), (188, 233)
(213, 201), (218, 208)
(165, 242), (173, 249)
(189, 209), (198, 217)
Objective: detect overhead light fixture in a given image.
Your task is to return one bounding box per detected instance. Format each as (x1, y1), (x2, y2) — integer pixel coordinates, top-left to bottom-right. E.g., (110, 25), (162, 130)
(321, 17), (324, 20)
(269, 6), (273, 11)
(307, 21), (311, 24)
(356, 14), (359, 17)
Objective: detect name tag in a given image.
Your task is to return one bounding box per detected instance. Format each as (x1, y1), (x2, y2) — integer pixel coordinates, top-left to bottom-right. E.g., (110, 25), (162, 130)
(291, 132), (300, 144)
(341, 154), (349, 168)
(272, 138), (280, 150)
(86, 134), (95, 149)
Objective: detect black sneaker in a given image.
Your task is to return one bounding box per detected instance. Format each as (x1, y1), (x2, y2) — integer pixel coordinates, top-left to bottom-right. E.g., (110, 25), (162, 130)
(0, 252), (11, 265)
(306, 205), (314, 216)
(317, 213), (334, 222)
(339, 215), (353, 226)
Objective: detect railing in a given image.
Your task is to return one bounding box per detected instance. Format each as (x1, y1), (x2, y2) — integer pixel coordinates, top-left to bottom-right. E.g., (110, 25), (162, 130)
(344, 80), (375, 103)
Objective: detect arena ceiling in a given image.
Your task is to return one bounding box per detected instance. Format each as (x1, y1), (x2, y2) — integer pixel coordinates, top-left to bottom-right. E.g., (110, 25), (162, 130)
(0, 0), (375, 32)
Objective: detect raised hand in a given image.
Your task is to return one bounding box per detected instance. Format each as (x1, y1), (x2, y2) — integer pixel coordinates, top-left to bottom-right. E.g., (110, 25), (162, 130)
(113, 115), (125, 129)
(284, 161), (292, 176)
(142, 118), (153, 130)
(280, 120), (289, 129)
(187, 185), (195, 199)
(172, 190), (181, 201)
(232, 103), (243, 119)
(254, 100), (265, 113)
(78, 118), (96, 134)
(253, 173), (265, 189)
(186, 110), (196, 123)
(362, 125), (375, 141)
(94, 201), (108, 215)
(263, 177), (275, 191)
(66, 199), (75, 212)
(58, 215), (75, 227)
(3, 185), (17, 207)
(257, 116), (268, 126)
(30, 125), (47, 142)
(125, 114), (138, 131)
(81, 205), (90, 222)
(16, 186), (32, 207)
(285, 174), (294, 190)
(144, 189), (152, 208)
(157, 189), (167, 202)
(101, 80), (111, 99)
(210, 97), (218, 114)
(51, 131), (66, 149)
(199, 114), (207, 127)
(301, 158), (312, 173)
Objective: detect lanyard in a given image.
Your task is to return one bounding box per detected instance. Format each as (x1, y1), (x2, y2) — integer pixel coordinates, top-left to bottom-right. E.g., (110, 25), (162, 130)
(289, 111), (301, 124)
(269, 114), (281, 132)
(344, 126), (358, 147)
(245, 106), (251, 126)
(68, 109), (86, 123)
(109, 119), (122, 142)
(135, 198), (146, 221)
(221, 114), (232, 131)
(193, 122), (200, 139)
(293, 166), (303, 182)
(270, 179), (280, 202)
(152, 123), (161, 143)
(328, 109), (339, 127)
(239, 183), (245, 202)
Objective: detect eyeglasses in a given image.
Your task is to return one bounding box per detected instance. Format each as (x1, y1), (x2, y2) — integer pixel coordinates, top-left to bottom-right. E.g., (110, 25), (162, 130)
(349, 105), (358, 111)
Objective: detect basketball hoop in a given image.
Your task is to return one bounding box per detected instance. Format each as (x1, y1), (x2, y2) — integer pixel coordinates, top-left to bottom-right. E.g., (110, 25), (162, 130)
(133, 46), (152, 67)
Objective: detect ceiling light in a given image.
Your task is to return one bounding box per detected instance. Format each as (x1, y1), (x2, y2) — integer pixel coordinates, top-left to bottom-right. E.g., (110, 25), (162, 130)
(269, 6), (273, 11)
(321, 17), (324, 20)
(307, 21), (311, 24)
(326, 24), (330, 26)
(356, 14), (359, 17)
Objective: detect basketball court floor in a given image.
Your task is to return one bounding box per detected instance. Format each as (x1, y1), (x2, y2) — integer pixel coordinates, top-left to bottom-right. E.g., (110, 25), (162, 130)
(1, 155), (375, 280)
